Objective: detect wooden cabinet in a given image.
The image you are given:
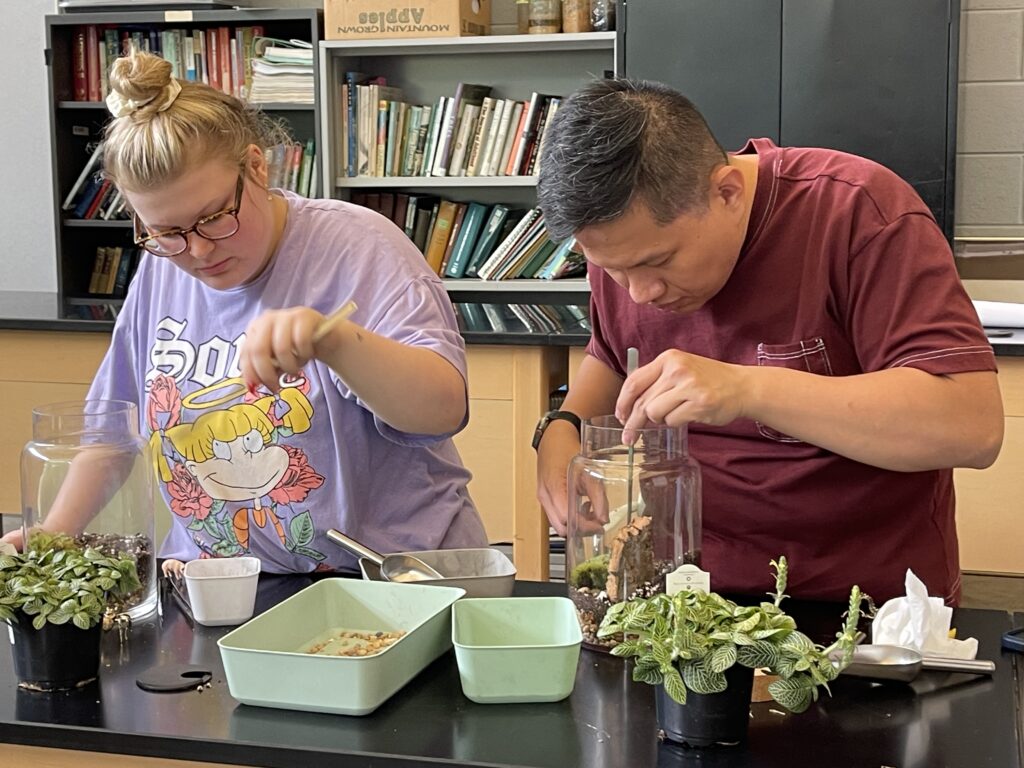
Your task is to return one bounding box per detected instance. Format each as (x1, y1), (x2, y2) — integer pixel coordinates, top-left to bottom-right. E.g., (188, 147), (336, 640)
(458, 345), (567, 580)
(0, 330), (109, 518)
(955, 358), (1024, 574)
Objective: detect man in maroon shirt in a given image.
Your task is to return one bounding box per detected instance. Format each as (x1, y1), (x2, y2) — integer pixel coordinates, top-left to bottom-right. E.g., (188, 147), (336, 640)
(535, 79), (1004, 604)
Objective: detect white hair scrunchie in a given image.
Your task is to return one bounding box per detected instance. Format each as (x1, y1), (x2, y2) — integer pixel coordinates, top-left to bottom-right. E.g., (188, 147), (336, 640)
(105, 80), (182, 118)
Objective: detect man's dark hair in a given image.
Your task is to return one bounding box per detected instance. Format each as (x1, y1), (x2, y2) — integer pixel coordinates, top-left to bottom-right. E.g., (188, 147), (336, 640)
(537, 79), (727, 242)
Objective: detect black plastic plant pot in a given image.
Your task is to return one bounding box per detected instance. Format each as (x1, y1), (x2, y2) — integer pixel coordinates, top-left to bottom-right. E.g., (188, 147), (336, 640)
(7, 615), (102, 692)
(656, 664), (755, 748)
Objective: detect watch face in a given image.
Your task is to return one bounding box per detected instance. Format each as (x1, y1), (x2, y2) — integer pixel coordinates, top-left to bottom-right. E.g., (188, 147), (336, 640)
(531, 413), (553, 450)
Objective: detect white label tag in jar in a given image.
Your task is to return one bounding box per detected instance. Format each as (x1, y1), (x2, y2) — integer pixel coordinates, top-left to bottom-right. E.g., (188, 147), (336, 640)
(666, 564), (711, 596)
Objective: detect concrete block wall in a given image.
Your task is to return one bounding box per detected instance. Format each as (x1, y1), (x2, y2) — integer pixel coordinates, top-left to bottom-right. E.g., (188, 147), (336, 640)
(958, 0), (1024, 238)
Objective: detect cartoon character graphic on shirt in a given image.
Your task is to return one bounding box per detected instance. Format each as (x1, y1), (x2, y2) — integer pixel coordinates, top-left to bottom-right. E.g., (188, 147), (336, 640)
(147, 370), (327, 564)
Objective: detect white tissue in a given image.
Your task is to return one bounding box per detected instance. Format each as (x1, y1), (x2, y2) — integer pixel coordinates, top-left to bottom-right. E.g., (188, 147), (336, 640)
(871, 569), (978, 659)
(974, 300), (1024, 329)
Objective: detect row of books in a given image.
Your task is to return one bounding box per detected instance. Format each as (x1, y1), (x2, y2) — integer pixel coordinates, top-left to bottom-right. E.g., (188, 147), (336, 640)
(267, 140), (318, 197)
(63, 146), (130, 221)
(71, 24), (268, 103)
(62, 135), (318, 223)
(352, 192), (585, 281)
(87, 246), (141, 298)
(340, 76), (561, 179)
(454, 303), (591, 335)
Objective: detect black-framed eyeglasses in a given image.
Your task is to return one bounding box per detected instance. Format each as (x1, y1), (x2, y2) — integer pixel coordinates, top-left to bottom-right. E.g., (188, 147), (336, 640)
(133, 173), (245, 257)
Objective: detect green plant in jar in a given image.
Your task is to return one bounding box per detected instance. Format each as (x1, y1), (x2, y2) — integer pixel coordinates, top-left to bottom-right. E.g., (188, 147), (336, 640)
(597, 556), (866, 713)
(0, 532), (141, 630)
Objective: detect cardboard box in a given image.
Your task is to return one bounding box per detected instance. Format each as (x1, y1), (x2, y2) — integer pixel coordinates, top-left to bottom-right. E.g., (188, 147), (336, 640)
(325, 0), (490, 40)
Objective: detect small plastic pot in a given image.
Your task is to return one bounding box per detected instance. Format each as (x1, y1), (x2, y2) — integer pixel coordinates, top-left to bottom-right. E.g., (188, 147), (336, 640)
(655, 663), (754, 747)
(8, 614), (102, 691)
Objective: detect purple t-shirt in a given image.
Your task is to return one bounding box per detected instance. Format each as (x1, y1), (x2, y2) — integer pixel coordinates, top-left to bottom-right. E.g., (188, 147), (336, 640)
(89, 192), (487, 572)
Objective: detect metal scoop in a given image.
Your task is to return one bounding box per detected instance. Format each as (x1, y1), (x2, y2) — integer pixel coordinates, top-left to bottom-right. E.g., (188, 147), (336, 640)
(835, 644), (996, 683)
(326, 529), (444, 583)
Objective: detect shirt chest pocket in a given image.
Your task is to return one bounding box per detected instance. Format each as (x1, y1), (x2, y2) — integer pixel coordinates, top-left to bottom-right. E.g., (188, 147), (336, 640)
(755, 337), (833, 442)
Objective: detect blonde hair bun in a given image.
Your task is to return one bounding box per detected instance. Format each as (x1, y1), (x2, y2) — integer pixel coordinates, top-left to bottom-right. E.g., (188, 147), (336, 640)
(108, 49), (173, 115)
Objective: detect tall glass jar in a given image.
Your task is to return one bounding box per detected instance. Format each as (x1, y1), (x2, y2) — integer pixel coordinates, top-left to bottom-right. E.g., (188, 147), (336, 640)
(567, 416), (701, 650)
(20, 401), (157, 619)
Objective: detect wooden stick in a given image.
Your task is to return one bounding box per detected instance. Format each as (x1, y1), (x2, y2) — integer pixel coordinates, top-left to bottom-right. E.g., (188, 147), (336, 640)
(312, 299), (358, 345)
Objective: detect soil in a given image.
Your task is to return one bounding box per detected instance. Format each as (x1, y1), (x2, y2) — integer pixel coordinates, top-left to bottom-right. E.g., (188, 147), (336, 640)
(77, 532), (152, 615)
(570, 560), (675, 650)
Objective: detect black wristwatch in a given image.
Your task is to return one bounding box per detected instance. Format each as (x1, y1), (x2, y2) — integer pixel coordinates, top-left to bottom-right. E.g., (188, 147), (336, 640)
(532, 410), (582, 451)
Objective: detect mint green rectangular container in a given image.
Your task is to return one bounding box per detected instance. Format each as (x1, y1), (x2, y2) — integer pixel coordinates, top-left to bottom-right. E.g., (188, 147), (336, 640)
(452, 596), (583, 704)
(218, 579), (464, 716)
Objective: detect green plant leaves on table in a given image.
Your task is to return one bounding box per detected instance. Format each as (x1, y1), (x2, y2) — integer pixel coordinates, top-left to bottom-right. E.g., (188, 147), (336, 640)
(596, 556), (868, 715)
(0, 532), (141, 630)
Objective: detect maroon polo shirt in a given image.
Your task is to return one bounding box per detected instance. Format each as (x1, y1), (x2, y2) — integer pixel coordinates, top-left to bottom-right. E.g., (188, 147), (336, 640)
(587, 138), (996, 604)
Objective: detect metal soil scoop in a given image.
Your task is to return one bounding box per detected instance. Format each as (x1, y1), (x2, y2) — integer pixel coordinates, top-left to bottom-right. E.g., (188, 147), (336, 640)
(836, 644), (996, 683)
(326, 529), (444, 583)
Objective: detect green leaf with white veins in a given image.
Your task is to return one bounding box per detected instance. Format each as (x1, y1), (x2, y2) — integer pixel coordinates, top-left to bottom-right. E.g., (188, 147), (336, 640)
(663, 666), (687, 705)
(709, 643), (737, 673)
(737, 640), (780, 670)
(769, 677), (816, 713)
(684, 659), (727, 695)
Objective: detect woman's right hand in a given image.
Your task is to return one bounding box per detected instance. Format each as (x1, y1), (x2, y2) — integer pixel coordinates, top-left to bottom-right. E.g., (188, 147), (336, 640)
(536, 421), (608, 537)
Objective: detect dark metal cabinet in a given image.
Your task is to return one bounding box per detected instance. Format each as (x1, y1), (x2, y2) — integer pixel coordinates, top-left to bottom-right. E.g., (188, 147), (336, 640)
(780, 0), (958, 239)
(619, 0), (958, 238)
(620, 0), (782, 151)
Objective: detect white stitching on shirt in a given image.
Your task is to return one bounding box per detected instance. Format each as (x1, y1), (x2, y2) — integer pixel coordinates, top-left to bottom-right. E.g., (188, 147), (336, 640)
(757, 341), (827, 361)
(887, 346), (994, 369)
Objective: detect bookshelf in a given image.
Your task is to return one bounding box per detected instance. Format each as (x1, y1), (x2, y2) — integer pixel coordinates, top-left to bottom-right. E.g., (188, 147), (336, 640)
(318, 32), (615, 295)
(45, 8), (323, 321)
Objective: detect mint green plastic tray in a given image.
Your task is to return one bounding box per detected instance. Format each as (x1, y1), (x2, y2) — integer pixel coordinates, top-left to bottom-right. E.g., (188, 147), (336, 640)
(452, 596), (583, 704)
(218, 579), (464, 716)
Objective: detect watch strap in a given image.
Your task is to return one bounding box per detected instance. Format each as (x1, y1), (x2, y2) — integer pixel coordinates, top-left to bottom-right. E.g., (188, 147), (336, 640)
(532, 410), (582, 451)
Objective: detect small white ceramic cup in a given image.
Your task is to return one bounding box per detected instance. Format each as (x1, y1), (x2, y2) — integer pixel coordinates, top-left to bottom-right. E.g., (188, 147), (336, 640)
(184, 557), (261, 627)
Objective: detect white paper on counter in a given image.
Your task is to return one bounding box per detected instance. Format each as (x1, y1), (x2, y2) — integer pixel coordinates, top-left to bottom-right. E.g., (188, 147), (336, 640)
(872, 569), (978, 659)
(973, 300), (1024, 328)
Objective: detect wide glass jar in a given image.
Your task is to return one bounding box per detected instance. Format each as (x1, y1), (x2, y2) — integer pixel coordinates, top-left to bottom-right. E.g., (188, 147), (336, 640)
(20, 400), (157, 619)
(567, 416), (701, 650)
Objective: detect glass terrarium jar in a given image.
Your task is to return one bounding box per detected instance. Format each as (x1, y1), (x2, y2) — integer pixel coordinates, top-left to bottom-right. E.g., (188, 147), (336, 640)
(20, 400), (157, 619)
(567, 416), (701, 650)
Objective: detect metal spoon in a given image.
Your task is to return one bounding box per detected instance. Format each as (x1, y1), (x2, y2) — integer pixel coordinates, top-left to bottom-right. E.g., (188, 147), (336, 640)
(834, 644), (996, 683)
(326, 529), (444, 583)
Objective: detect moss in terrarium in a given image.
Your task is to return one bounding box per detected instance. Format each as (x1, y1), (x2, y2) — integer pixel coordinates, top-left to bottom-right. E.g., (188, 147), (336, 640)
(569, 553), (610, 590)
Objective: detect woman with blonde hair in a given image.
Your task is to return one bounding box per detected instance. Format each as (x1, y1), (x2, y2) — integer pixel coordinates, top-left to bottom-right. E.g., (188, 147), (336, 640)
(10, 48), (486, 573)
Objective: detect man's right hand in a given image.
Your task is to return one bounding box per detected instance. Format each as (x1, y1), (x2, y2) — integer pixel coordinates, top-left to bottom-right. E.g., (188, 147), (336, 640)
(536, 420), (608, 537)
(0, 527), (25, 551)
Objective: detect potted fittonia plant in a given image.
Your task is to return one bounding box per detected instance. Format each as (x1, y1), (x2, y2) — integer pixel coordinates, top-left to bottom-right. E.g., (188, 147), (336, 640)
(598, 557), (866, 747)
(0, 532), (141, 691)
